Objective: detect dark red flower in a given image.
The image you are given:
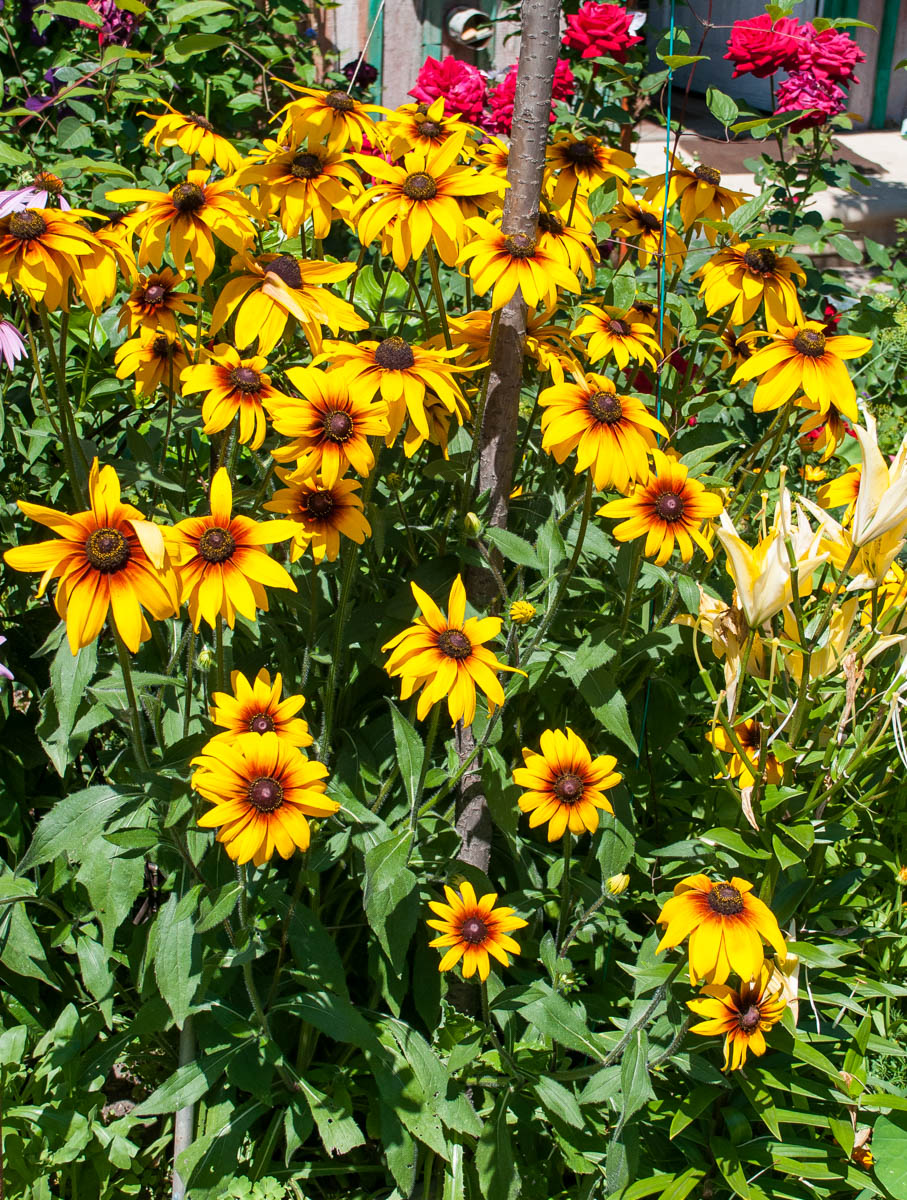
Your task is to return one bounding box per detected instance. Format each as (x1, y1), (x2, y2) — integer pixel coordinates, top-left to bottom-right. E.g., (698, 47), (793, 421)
(799, 26), (864, 85)
(724, 14), (802, 78)
(487, 60), (574, 134)
(562, 2), (643, 62)
(822, 301), (841, 332)
(552, 57), (576, 102)
(775, 71), (847, 131)
(409, 55), (486, 124)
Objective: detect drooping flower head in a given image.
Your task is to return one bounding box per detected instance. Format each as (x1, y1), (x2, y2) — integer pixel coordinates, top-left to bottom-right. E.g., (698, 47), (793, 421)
(562, 2), (644, 62)
(606, 194), (686, 271)
(409, 56), (487, 124)
(209, 669), (313, 747)
(688, 961), (787, 1069)
(3, 460), (178, 653)
(639, 159), (749, 244)
(140, 103), (243, 173)
(382, 576), (523, 726)
(724, 14), (803, 78)
(0, 208), (108, 310)
(572, 304), (661, 371)
(707, 719), (781, 790)
(192, 731), (337, 865)
(427, 881), (527, 981)
(536, 201), (600, 284)
(513, 728), (621, 840)
(264, 470), (371, 564)
(114, 327), (190, 396)
(657, 873), (787, 984)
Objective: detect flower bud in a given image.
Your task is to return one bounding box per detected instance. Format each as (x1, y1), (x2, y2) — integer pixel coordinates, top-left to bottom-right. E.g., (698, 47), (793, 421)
(606, 872), (630, 895)
(464, 512), (481, 537)
(897, 865), (907, 885)
(197, 647), (216, 671)
(386, 472), (403, 491)
(509, 599), (536, 624)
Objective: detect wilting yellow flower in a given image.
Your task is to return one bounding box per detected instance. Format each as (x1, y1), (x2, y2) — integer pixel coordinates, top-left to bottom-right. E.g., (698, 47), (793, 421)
(274, 84), (382, 152)
(236, 140), (363, 239)
(707, 719), (781, 789)
(688, 961), (786, 1070)
(851, 1145), (874, 1171)
(851, 413), (907, 546)
(140, 103), (243, 173)
(0, 207), (109, 311)
(427, 881), (527, 981)
(381, 96), (477, 159)
(209, 668), (313, 747)
(656, 873), (786, 984)
(639, 159), (749, 243)
(696, 243), (805, 330)
(166, 468), (297, 630)
(572, 304), (661, 370)
(544, 131), (632, 207)
(732, 322), (872, 419)
(192, 732), (337, 865)
(115, 327), (190, 396)
(600, 450), (722, 566)
(540, 372), (667, 493)
(403, 391), (470, 459)
(715, 491), (829, 629)
(263, 470), (371, 564)
(107, 171), (256, 284)
(816, 464), (861, 522)
(118, 267), (199, 335)
(181, 345), (294, 450)
(3, 459), (177, 653)
(802, 496), (904, 593)
(210, 251), (365, 357)
(675, 586), (765, 715)
(606, 193), (686, 270)
(781, 597), (857, 683)
(513, 728), (621, 840)
(382, 575), (523, 725)
(509, 600), (536, 624)
(457, 217), (581, 310)
(607, 873), (630, 895)
(266, 366), (389, 486)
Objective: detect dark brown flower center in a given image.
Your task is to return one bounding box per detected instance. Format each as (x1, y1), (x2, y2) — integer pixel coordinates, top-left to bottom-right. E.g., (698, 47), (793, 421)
(738, 1004), (762, 1032)
(34, 171), (64, 194)
(654, 491), (685, 522)
(190, 113), (214, 131)
(537, 211), (564, 236)
(172, 182), (206, 212)
(417, 119), (443, 138)
(743, 247), (778, 275)
(708, 882), (745, 916)
(565, 139), (596, 165)
(84, 526), (131, 572)
(636, 209), (661, 232)
(633, 301), (655, 317)
(152, 335), (172, 359)
(793, 329), (826, 358)
(587, 390), (623, 424)
(8, 210), (47, 241)
(229, 366), (262, 393)
(304, 489), (336, 519)
(402, 172), (438, 200)
(553, 773), (584, 804)
(326, 89), (356, 112)
(142, 283), (167, 306)
(608, 318), (630, 336)
(725, 331), (751, 360)
(438, 629), (471, 660)
(198, 526), (236, 563)
(248, 775), (284, 812)
(694, 163), (721, 185)
(248, 712), (275, 733)
(374, 335), (415, 370)
(291, 153), (324, 180)
(323, 410), (353, 442)
(460, 915), (487, 944)
(503, 232), (536, 258)
(266, 253), (303, 290)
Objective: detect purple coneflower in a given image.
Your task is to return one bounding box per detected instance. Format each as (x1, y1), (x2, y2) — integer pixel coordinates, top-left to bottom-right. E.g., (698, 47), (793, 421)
(0, 171), (69, 217)
(0, 637), (13, 682)
(0, 320), (26, 371)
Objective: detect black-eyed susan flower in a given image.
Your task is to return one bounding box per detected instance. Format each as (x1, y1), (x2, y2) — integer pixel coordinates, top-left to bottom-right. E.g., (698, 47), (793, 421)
(572, 304), (661, 371)
(474, 134), (510, 178)
(266, 366), (389, 486)
(688, 961), (786, 1069)
(732, 321), (873, 420)
(657, 874), (787, 984)
(695, 243), (806, 330)
(381, 97), (476, 159)
(539, 372), (667, 493)
(707, 720), (781, 789)
(192, 731), (337, 865)
(0, 207), (106, 310)
(599, 450), (723, 566)
(798, 403), (851, 463)
(403, 390), (469, 459)
(607, 873), (630, 895)
(274, 84), (382, 152)
(606, 194), (686, 271)
(235, 141), (363, 239)
(536, 202), (599, 284)
(3, 459), (178, 653)
(106, 171), (257, 284)
(352, 136), (500, 269)
(140, 103), (243, 173)
(181, 344), (294, 449)
(458, 218), (581, 310)
(382, 575), (523, 725)
(427, 881), (527, 981)
(210, 251), (365, 356)
(640, 159), (749, 243)
(544, 131), (632, 207)
(316, 334), (472, 444)
(114, 327), (189, 396)
(509, 600), (536, 624)
(166, 468), (297, 630)
(209, 668), (312, 747)
(118, 267), (199, 335)
(443, 306), (578, 380)
(95, 216), (139, 284)
(513, 728), (621, 840)
(817, 464), (861, 522)
(263, 469), (371, 563)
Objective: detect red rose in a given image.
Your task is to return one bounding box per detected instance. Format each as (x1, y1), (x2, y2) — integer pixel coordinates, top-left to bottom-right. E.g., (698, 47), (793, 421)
(724, 14), (802, 78)
(562, 2), (643, 63)
(409, 55), (487, 124)
(799, 26), (864, 85)
(774, 71), (847, 132)
(487, 59), (574, 135)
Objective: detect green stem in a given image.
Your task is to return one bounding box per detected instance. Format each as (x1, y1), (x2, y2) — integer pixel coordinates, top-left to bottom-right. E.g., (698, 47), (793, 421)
(215, 615), (225, 693)
(112, 622), (149, 770)
(555, 834), (573, 958)
(617, 541), (643, 643)
(426, 242), (452, 350)
(319, 533), (361, 764)
(13, 287), (61, 438)
(182, 628), (196, 740)
(456, 309), (502, 527)
(412, 702), (441, 826)
(39, 305), (89, 491)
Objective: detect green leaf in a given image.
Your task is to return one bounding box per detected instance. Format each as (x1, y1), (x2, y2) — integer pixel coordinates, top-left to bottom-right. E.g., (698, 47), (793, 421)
(736, 1070), (781, 1139)
(167, 0), (235, 21)
(389, 701), (424, 813)
(476, 1092), (520, 1200)
(620, 1030), (654, 1121)
(662, 54), (708, 68)
(133, 1044), (241, 1115)
(660, 1170), (708, 1200)
(705, 87), (738, 127)
(76, 935), (114, 1025)
(17, 786), (127, 872)
(519, 985), (608, 1061)
(76, 836), (146, 949)
(38, 641), (97, 775)
(0, 141), (32, 167)
(669, 1083), (717, 1138)
(700, 827), (771, 860)
(533, 1076), (584, 1129)
(289, 904), (349, 997)
(362, 829), (419, 965)
(164, 32), (231, 61)
(43, 1), (101, 24)
(483, 527), (539, 569)
(153, 893), (202, 1027)
(195, 882), (242, 934)
(296, 1075), (366, 1156)
(590, 680), (638, 754)
(829, 233), (863, 264)
(871, 1111), (907, 1196)
(596, 816), (635, 879)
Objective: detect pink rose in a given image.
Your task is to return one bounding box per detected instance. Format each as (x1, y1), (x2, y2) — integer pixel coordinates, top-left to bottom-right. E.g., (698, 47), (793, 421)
(552, 57), (576, 102)
(774, 71), (847, 131)
(799, 26), (864, 85)
(724, 14), (802, 78)
(409, 55), (486, 125)
(487, 59), (574, 135)
(562, 2), (642, 62)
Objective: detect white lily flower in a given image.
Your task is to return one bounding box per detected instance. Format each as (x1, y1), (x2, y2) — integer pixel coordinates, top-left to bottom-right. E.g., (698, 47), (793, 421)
(852, 412), (907, 545)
